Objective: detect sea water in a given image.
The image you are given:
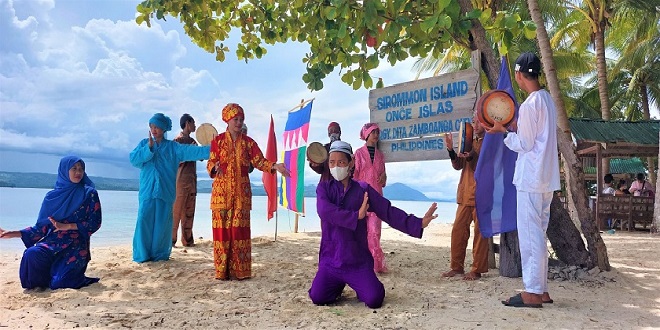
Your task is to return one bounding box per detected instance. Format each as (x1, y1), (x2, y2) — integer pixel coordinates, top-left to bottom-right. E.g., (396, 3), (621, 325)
(0, 187), (457, 253)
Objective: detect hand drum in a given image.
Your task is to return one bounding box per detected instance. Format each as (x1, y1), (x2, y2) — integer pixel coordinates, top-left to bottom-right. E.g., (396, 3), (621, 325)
(476, 89), (515, 129)
(457, 121), (474, 154)
(195, 123), (218, 146)
(306, 142), (328, 164)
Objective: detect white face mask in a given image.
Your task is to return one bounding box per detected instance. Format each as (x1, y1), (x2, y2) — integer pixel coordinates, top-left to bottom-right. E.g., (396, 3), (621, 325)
(329, 133), (340, 142)
(330, 165), (350, 181)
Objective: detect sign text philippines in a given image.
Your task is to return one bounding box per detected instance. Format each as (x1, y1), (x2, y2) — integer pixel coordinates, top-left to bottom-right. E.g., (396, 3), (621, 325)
(368, 69), (479, 163)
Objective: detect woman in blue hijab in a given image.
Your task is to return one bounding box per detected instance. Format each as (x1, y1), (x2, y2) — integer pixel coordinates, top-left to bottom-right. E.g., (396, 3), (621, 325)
(130, 113), (210, 263)
(0, 155), (102, 290)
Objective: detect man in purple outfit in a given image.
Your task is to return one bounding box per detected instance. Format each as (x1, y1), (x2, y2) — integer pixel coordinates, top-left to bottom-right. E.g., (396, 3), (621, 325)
(308, 140), (438, 309)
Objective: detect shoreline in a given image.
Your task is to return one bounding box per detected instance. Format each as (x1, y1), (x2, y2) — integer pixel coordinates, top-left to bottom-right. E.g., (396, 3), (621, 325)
(1, 223), (659, 329)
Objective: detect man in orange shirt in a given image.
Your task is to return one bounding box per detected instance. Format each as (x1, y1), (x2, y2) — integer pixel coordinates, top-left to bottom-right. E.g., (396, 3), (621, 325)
(441, 115), (489, 281)
(172, 113), (199, 247)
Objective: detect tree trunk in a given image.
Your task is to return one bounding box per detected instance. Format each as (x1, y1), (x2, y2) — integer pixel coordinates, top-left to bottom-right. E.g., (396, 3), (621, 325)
(641, 84), (656, 186)
(457, 0), (500, 89)
(594, 22), (611, 121)
(527, 0), (610, 271)
(594, 21), (611, 175)
(547, 194), (590, 266)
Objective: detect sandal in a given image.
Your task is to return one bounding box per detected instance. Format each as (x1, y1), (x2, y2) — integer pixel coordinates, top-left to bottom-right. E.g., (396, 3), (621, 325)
(501, 293), (543, 308)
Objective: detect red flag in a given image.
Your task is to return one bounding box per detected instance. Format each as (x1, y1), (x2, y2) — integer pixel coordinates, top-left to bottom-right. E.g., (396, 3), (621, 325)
(262, 115), (278, 220)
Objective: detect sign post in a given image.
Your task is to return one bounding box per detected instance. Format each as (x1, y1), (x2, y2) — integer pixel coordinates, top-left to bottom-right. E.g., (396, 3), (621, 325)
(368, 66), (480, 163)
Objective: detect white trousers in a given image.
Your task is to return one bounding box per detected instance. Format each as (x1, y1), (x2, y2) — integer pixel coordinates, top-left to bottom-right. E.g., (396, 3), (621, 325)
(517, 191), (552, 294)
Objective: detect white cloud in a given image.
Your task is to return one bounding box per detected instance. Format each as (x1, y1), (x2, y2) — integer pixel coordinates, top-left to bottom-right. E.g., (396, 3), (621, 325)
(0, 0), (459, 197)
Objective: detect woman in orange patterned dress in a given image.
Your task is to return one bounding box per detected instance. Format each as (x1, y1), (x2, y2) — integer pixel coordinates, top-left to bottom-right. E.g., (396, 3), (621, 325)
(207, 103), (289, 280)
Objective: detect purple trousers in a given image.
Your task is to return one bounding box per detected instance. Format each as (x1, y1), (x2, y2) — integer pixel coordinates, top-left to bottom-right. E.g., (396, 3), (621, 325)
(20, 246), (99, 290)
(308, 265), (385, 309)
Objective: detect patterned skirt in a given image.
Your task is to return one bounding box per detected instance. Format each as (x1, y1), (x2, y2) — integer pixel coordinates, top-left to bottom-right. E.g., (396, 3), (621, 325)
(211, 209), (252, 280)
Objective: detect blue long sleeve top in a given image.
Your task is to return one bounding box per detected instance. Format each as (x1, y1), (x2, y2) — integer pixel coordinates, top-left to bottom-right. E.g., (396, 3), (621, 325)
(129, 139), (210, 203)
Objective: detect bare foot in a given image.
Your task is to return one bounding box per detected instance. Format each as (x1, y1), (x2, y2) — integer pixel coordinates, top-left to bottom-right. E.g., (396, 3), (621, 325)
(522, 292), (543, 304)
(542, 292), (553, 303)
(462, 272), (481, 281)
(441, 269), (464, 277)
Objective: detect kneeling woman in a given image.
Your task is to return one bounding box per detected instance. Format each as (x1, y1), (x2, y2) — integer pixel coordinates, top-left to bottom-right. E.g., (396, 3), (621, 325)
(308, 141), (437, 309)
(0, 155), (102, 290)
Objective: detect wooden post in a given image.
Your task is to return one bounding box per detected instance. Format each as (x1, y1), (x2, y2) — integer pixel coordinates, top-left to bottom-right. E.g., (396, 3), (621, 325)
(488, 238), (497, 269)
(294, 213), (299, 233)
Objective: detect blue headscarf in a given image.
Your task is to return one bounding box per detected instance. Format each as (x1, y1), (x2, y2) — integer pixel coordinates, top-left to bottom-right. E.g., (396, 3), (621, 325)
(149, 113), (172, 132)
(36, 155), (95, 226)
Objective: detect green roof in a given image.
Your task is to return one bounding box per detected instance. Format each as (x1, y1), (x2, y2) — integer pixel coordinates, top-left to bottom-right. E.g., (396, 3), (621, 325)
(583, 158), (647, 175)
(569, 118), (660, 145)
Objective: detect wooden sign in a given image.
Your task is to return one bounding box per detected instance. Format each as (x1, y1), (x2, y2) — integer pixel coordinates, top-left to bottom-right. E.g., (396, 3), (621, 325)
(368, 68), (480, 163)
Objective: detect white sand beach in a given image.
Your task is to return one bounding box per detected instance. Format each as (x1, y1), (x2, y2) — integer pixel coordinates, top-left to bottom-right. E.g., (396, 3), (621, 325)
(1, 223), (658, 329)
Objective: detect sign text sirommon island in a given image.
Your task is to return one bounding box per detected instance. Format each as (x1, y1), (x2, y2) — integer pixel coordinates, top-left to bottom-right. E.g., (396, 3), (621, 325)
(368, 68), (480, 163)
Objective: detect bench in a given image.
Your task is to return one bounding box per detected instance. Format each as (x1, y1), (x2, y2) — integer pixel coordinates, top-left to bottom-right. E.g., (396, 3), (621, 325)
(596, 195), (654, 230)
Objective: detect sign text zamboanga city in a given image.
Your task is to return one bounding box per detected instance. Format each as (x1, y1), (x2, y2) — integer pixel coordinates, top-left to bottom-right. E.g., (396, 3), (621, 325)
(368, 69), (480, 163)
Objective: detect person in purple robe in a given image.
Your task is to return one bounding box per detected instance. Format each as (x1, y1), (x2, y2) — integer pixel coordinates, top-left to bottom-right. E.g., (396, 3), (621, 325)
(308, 141), (438, 309)
(0, 155), (102, 290)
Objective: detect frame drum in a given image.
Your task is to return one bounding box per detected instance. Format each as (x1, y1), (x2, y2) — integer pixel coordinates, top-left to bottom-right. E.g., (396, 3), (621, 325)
(457, 121), (474, 154)
(476, 89), (515, 129)
(195, 123), (218, 146)
(306, 142), (328, 164)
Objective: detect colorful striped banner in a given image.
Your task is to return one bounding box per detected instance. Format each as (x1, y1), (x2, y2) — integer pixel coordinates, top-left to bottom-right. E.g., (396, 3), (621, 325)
(279, 100), (313, 214)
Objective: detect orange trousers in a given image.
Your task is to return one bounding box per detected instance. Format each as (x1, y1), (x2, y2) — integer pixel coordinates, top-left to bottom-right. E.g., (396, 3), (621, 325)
(172, 190), (196, 247)
(449, 204), (489, 274)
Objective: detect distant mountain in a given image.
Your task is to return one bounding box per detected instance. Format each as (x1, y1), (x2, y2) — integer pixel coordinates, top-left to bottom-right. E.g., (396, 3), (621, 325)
(0, 171), (443, 202)
(0, 171), (140, 191)
(383, 182), (433, 201)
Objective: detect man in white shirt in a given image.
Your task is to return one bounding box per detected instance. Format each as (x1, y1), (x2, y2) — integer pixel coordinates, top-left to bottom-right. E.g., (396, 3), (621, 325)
(487, 52), (560, 308)
(602, 174), (616, 196)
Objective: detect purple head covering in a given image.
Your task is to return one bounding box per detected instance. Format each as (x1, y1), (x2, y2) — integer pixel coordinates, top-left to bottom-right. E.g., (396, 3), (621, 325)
(36, 155), (95, 226)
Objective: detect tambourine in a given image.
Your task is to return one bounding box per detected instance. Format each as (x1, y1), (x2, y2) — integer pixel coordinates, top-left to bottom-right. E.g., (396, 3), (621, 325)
(457, 121), (474, 154)
(195, 123), (218, 146)
(476, 89), (515, 129)
(306, 142), (328, 164)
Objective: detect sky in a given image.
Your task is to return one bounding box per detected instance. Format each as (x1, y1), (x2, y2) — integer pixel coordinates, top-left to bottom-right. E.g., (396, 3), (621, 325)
(0, 0), (464, 200)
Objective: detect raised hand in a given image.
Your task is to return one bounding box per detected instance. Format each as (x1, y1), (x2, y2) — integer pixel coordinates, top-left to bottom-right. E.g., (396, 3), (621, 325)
(358, 192), (369, 219)
(148, 130), (154, 149)
(443, 133), (454, 150)
(421, 202), (438, 228)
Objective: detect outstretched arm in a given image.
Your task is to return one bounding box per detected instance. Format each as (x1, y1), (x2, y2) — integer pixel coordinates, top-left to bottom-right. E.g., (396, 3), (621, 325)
(366, 185), (434, 238)
(0, 227), (21, 239)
